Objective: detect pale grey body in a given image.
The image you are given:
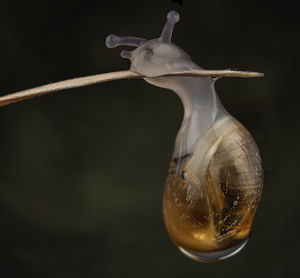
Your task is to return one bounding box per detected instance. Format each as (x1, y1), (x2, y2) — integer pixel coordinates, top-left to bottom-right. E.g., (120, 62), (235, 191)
(106, 11), (227, 158)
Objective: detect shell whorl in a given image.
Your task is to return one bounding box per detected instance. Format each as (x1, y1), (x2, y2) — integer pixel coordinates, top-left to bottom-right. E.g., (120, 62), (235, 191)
(163, 115), (263, 261)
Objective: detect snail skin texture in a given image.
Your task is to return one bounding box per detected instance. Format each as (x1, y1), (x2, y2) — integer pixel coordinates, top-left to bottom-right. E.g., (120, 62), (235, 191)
(0, 11), (263, 263)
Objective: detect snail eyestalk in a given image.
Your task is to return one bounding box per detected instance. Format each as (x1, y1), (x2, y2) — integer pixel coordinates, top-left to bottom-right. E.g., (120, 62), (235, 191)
(120, 50), (133, 60)
(160, 11), (180, 42)
(105, 34), (146, 48)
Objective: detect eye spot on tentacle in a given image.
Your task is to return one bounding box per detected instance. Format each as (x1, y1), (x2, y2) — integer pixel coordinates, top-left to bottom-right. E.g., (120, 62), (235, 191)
(105, 34), (119, 48)
(167, 11), (180, 24)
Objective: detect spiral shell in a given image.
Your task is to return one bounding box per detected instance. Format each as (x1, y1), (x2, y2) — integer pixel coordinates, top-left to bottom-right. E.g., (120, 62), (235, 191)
(163, 115), (263, 262)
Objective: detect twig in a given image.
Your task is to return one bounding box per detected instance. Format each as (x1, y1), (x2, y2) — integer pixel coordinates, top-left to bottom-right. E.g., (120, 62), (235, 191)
(0, 69), (264, 107)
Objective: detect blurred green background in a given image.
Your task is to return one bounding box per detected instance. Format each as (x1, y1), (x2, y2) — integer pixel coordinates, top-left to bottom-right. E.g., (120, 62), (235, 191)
(0, 0), (299, 277)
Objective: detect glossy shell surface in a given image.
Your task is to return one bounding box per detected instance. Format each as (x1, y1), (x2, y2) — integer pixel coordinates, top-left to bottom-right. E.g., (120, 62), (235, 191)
(163, 116), (263, 261)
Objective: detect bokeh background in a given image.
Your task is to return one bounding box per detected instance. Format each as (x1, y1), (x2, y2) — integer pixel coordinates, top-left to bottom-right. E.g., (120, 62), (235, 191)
(0, 0), (299, 277)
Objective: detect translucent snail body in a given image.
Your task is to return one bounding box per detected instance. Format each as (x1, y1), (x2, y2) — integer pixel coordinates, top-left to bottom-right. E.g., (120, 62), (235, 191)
(106, 11), (263, 262)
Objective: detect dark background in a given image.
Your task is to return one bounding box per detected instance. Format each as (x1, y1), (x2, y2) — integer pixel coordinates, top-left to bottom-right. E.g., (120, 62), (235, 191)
(0, 0), (299, 277)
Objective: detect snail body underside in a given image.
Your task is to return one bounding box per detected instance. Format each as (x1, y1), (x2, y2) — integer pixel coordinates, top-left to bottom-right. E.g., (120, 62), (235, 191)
(163, 116), (263, 262)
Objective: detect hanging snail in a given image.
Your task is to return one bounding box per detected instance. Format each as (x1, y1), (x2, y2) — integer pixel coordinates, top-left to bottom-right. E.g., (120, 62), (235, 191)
(0, 11), (264, 262)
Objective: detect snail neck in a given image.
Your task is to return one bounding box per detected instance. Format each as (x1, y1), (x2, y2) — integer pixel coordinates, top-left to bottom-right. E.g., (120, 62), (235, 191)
(145, 76), (226, 157)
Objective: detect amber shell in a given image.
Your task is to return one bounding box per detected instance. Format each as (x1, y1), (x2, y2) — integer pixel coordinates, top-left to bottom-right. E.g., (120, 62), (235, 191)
(163, 116), (263, 261)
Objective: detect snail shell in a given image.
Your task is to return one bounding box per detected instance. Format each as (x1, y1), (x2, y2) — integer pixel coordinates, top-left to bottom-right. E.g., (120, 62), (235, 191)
(163, 115), (263, 262)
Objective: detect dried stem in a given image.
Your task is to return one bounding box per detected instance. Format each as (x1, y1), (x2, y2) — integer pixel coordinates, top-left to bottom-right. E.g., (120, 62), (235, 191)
(0, 69), (264, 107)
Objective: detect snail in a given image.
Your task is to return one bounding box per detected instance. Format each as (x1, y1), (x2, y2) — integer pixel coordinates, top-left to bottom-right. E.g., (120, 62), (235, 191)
(0, 11), (263, 262)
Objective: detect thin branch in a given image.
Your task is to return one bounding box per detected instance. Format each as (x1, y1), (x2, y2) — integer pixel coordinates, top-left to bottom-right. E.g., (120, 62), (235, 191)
(0, 69), (263, 107)
(165, 69), (264, 78)
(0, 71), (139, 107)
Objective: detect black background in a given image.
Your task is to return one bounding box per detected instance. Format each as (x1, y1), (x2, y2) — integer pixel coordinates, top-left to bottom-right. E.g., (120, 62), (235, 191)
(0, 0), (299, 277)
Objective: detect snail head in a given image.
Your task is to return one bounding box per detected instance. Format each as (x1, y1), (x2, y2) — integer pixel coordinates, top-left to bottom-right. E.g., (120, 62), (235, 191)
(105, 11), (197, 77)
